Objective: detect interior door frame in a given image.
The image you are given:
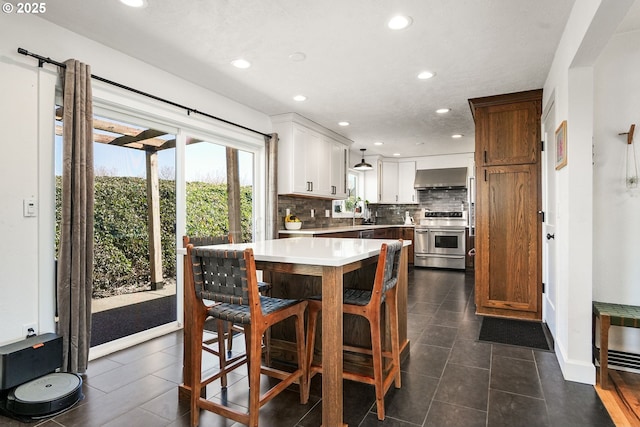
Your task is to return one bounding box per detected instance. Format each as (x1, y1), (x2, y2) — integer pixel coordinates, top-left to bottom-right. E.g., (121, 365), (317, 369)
(541, 97), (557, 340)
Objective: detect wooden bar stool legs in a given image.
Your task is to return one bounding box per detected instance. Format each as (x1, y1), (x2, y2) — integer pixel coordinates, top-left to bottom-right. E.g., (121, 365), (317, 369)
(187, 245), (308, 427)
(305, 241), (403, 421)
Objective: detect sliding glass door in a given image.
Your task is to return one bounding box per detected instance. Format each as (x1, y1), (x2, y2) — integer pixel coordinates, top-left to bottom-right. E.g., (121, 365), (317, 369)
(184, 138), (254, 242)
(55, 110), (178, 347)
(54, 86), (265, 353)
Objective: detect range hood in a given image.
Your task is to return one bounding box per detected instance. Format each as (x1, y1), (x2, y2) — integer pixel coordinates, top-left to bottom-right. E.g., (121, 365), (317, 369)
(414, 167), (468, 189)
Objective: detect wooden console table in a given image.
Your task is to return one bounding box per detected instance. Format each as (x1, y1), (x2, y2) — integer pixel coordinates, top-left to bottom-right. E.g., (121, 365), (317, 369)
(592, 301), (640, 389)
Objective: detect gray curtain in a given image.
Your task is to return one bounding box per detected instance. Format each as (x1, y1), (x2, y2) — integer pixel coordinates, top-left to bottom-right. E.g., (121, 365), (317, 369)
(265, 133), (278, 240)
(56, 59), (94, 373)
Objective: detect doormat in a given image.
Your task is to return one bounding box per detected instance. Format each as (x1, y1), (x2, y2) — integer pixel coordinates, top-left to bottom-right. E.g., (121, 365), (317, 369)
(91, 294), (177, 347)
(478, 317), (550, 351)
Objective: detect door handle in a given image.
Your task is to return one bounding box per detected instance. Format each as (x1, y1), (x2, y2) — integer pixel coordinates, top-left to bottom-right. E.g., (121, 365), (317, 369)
(546, 233), (555, 240)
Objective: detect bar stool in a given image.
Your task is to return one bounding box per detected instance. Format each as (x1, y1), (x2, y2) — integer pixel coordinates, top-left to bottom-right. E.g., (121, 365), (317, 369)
(186, 244), (308, 427)
(305, 240), (403, 420)
(183, 235), (272, 391)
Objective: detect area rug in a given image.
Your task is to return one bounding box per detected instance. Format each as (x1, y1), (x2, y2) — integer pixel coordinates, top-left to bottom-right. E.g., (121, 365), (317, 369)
(91, 294), (177, 347)
(478, 317), (550, 350)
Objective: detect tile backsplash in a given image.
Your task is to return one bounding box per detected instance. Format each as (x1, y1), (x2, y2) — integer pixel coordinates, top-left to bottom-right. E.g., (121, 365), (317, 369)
(278, 196), (354, 228)
(417, 188), (468, 211)
(278, 188), (468, 229)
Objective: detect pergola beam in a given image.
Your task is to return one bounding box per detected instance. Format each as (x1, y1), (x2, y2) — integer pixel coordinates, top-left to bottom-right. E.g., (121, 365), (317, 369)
(146, 149), (163, 290)
(226, 147), (242, 244)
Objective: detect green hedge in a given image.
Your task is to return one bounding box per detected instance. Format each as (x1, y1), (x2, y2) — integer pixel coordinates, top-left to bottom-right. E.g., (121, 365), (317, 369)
(56, 176), (253, 298)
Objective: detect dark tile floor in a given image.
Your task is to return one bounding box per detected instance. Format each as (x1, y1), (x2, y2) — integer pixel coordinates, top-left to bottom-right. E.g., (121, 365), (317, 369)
(1, 267), (614, 426)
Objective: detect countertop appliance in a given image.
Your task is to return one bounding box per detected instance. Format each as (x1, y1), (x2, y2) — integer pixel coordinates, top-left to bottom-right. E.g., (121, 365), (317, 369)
(414, 209), (467, 270)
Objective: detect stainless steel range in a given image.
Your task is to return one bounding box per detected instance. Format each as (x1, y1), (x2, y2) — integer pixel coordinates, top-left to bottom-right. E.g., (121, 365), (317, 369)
(414, 209), (467, 270)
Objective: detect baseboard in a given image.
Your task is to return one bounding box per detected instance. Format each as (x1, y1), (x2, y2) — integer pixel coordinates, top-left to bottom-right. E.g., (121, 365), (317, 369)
(555, 339), (596, 385)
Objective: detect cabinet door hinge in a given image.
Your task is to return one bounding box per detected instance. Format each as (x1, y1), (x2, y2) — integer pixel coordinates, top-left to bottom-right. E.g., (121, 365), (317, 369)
(538, 210), (545, 222)
(540, 140), (544, 151)
(542, 282), (545, 293)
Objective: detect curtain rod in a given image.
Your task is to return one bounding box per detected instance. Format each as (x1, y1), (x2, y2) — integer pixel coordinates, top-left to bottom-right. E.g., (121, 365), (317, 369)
(17, 47), (272, 139)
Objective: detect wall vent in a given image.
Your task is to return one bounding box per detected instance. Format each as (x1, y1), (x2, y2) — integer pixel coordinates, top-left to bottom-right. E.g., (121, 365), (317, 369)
(594, 347), (640, 374)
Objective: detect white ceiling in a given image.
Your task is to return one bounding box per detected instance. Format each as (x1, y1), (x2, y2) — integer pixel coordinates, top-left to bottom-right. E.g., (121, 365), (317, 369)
(37, 0), (617, 159)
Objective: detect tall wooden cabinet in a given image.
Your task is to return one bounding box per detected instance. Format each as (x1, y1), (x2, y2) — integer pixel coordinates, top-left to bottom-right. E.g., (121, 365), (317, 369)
(469, 90), (543, 321)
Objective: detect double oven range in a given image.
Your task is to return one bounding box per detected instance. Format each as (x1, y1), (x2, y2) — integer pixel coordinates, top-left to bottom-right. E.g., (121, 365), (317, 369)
(414, 209), (467, 270)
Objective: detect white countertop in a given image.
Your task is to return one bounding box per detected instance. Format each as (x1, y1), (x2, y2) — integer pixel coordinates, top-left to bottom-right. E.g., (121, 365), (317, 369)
(197, 237), (411, 267)
(278, 223), (415, 236)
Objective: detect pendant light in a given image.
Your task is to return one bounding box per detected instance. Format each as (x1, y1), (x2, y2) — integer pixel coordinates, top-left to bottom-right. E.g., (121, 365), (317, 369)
(353, 148), (373, 171)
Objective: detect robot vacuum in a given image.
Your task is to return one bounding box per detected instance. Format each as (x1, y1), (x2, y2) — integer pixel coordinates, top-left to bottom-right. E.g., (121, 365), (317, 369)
(4, 372), (83, 418)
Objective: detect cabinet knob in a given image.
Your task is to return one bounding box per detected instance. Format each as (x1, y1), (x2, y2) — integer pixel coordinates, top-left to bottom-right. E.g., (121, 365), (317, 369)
(546, 233), (555, 240)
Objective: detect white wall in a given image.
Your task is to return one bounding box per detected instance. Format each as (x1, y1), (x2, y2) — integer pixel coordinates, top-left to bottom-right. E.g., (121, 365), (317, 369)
(0, 13), (272, 346)
(542, 0), (636, 383)
(414, 152), (475, 174)
(593, 28), (640, 351)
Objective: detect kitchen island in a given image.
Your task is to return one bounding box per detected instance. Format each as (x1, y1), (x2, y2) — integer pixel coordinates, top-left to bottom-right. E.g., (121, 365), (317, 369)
(279, 223), (414, 237)
(180, 237), (411, 427)
(279, 224), (415, 264)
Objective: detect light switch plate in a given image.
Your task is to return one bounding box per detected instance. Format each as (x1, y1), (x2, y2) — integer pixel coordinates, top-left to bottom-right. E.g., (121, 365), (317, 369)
(23, 198), (37, 217)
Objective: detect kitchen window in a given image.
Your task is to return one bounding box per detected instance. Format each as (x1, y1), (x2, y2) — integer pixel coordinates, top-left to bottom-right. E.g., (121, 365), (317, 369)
(332, 170), (364, 218)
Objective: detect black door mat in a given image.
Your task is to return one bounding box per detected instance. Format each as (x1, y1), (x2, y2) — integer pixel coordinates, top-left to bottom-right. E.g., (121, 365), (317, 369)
(91, 294), (177, 347)
(478, 317), (551, 351)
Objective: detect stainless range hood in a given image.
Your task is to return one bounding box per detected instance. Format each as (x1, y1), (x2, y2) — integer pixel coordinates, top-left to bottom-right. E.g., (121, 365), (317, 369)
(414, 167), (468, 189)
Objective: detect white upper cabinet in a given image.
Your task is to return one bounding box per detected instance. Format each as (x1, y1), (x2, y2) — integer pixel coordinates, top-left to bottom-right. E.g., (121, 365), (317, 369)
(363, 156), (381, 203)
(374, 160), (417, 204)
(272, 113), (352, 199)
(397, 161), (417, 203)
(380, 161), (399, 203)
(329, 139), (348, 198)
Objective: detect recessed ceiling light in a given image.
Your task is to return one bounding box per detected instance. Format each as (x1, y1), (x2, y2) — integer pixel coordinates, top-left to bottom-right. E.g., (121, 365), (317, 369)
(388, 15), (412, 30)
(415, 142), (424, 145)
(393, 153), (401, 156)
(120, 0), (147, 7)
(374, 141), (384, 146)
(436, 108), (451, 114)
(338, 121), (350, 127)
(231, 58), (251, 69)
(451, 134), (463, 139)
(417, 71), (435, 80)
(288, 52), (307, 62)
(293, 95), (307, 102)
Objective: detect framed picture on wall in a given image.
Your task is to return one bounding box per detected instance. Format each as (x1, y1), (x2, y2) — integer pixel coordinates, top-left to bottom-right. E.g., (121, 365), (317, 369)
(555, 120), (567, 170)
